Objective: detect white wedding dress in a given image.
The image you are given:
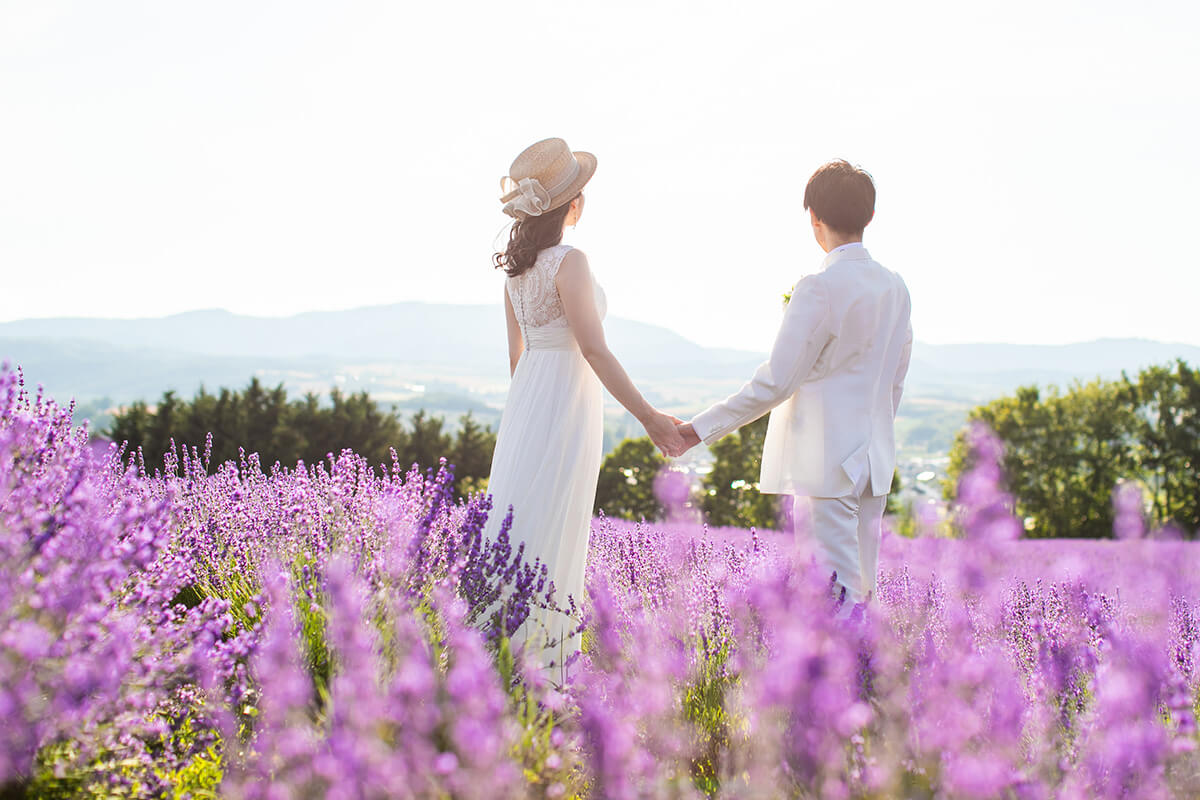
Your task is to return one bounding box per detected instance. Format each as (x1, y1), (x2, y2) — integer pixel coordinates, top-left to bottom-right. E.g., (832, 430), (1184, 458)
(483, 243), (605, 660)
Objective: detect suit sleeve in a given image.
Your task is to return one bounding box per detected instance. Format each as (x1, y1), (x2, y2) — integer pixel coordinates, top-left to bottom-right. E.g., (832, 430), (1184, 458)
(892, 321), (912, 416)
(691, 276), (832, 445)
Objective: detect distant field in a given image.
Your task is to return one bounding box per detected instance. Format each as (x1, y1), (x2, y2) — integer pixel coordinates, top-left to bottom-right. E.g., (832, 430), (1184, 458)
(892, 394), (974, 457)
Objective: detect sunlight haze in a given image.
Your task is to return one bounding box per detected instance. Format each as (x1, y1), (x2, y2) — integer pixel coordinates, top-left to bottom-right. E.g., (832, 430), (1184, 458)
(2, 0), (1197, 351)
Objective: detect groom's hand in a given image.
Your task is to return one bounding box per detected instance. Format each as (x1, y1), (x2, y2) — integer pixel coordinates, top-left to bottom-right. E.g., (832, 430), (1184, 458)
(676, 422), (701, 452)
(645, 411), (687, 458)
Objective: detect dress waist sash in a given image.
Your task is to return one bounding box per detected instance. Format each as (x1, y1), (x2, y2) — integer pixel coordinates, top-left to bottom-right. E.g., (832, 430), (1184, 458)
(525, 325), (577, 351)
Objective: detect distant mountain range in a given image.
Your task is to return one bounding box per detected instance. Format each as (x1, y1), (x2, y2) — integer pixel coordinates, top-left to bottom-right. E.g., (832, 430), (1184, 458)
(0, 305), (759, 388)
(907, 338), (1200, 399)
(2, 304), (1197, 408)
(0, 305), (757, 369)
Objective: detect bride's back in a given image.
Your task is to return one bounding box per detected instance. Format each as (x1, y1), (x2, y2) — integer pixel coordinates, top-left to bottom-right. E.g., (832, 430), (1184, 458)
(506, 244), (573, 330)
(507, 244), (606, 337)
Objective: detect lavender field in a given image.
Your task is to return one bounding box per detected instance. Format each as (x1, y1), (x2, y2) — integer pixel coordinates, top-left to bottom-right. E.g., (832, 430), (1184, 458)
(2, 364), (1199, 799)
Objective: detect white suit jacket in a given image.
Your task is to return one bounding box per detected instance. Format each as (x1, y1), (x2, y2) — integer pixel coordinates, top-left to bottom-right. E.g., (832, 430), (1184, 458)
(692, 245), (912, 498)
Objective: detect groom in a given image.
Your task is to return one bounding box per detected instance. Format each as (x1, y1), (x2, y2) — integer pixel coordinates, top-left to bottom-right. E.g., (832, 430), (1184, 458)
(675, 160), (912, 607)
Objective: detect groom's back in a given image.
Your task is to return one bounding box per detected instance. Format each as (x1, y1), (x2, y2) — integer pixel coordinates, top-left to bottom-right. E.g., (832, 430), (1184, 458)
(795, 251), (911, 496)
(694, 160), (913, 500)
(820, 258), (909, 376)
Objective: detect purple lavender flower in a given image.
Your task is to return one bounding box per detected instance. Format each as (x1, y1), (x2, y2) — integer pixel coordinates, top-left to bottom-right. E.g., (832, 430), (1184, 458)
(4, 362), (1200, 798)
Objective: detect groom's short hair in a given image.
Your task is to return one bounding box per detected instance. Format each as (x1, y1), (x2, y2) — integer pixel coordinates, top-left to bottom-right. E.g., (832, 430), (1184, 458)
(804, 160), (876, 236)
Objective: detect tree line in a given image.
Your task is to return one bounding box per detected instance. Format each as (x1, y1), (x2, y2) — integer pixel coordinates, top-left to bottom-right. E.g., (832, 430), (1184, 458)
(592, 416), (899, 529)
(106, 378), (496, 497)
(596, 361), (1199, 540)
(592, 416), (785, 529)
(107, 361), (1198, 539)
(104, 379), (890, 532)
(946, 360), (1198, 538)
(105, 377), (775, 529)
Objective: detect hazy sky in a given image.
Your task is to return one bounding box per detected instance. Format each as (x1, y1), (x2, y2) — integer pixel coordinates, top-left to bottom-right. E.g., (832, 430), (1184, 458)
(2, 0), (1197, 351)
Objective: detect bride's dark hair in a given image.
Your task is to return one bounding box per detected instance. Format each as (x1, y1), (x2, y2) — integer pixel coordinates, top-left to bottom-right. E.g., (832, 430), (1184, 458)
(492, 195), (578, 278)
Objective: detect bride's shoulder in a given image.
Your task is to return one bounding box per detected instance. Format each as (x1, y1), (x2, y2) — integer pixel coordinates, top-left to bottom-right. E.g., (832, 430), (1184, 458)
(554, 247), (588, 275)
(560, 245), (586, 263)
(552, 246), (588, 279)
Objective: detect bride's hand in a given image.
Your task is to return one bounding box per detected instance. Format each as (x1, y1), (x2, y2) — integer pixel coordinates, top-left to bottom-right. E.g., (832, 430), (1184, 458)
(643, 410), (687, 457)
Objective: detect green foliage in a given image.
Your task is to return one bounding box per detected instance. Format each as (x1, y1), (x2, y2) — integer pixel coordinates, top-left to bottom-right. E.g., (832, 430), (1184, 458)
(885, 470), (903, 516)
(500, 635), (586, 798)
(23, 721), (224, 800)
(106, 378), (495, 496)
(402, 409), (451, 475)
(885, 470), (923, 538)
(701, 415), (782, 530)
(593, 437), (666, 521)
(946, 360), (1199, 538)
(893, 396), (974, 457)
(683, 641), (735, 796)
(459, 475), (489, 497)
(1122, 362), (1200, 535)
(449, 413), (496, 495)
(160, 746), (223, 799)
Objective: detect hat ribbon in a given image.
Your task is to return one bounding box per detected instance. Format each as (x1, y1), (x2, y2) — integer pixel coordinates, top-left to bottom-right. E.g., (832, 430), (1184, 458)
(502, 177), (552, 218)
(499, 158), (582, 218)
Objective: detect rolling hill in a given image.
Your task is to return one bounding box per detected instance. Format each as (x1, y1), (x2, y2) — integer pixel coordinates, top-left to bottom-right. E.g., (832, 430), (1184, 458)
(2, 305), (1197, 458)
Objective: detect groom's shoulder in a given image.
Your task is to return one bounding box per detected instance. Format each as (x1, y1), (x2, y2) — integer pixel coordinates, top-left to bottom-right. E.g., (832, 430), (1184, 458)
(871, 258), (912, 308)
(864, 253), (907, 286)
(794, 270), (832, 297)
(865, 250), (902, 275)
(819, 254), (908, 304)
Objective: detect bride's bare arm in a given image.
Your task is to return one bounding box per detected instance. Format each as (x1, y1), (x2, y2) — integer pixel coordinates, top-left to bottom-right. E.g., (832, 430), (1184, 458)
(504, 288), (523, 377)
(556, 250), (685, 456)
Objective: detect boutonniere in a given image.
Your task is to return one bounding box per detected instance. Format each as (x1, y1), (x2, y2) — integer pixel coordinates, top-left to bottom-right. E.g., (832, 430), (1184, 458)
(782, 289), (793, 306)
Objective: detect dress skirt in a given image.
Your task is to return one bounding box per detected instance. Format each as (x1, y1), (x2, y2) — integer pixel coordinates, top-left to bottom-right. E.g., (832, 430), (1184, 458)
(482, 332), (604, 665)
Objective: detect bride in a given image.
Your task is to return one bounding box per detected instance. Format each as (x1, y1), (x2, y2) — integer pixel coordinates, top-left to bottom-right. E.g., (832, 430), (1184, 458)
(483, 137), (683, 665)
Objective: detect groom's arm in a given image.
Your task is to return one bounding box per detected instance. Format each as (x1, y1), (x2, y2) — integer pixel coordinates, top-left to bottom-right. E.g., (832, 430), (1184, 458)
(690, 276), (832, 445)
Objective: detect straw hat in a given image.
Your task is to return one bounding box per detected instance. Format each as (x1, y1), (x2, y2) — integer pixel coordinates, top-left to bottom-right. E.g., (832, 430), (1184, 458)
(499, 138), (596, 219)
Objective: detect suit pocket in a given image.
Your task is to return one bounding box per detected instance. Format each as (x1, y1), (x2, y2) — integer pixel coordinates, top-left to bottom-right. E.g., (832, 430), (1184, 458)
(839, 442), (870, 491)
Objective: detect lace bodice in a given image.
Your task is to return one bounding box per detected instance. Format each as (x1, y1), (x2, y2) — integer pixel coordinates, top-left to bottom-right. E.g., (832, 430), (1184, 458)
(506, 244), (606, 334)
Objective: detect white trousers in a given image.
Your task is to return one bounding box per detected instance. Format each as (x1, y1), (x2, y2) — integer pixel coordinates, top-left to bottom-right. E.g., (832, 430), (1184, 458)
(793, 478), (887, 606)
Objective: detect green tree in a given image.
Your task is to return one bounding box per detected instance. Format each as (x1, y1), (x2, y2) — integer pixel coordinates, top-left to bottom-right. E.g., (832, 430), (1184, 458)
(947, 383), (1127, 538)
(701, 415), (782, 529)
(318, 388), (407, 467)
(1123, 360), (1200, 534)
(885, 469), (903, 516)
(107, 400), (153, 462)
(274, 391), (318, 466)
(946, 362), (1199, 539)
(594, 437), (667, 521)
(449, 412), (497, 497)
(105, 380), (498, 495)
(401, 410), (453, 475)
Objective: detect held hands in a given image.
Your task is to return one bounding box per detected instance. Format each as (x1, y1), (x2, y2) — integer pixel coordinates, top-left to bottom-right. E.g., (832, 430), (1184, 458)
(676, 422), (701, 452)
(643, 411), (688, 458)
(643, 412), (700, 458)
